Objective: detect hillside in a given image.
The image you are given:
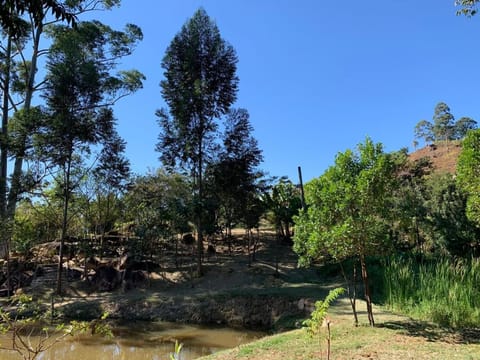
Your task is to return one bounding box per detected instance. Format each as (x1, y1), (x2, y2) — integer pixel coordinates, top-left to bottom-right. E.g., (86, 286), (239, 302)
(409, 141), (462, 175)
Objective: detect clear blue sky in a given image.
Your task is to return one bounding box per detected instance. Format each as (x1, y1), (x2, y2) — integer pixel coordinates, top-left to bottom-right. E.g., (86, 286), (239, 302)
(96, 0), (480, 183)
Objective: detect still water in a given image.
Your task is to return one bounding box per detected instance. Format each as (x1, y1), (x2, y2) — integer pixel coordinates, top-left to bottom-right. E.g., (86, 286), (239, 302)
(0, 321), (263, 360)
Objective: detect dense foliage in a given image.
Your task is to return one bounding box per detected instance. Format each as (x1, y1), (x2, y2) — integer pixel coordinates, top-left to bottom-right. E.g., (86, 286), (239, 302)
(264, 178), (301, 241)
(457, 129), (480, 229)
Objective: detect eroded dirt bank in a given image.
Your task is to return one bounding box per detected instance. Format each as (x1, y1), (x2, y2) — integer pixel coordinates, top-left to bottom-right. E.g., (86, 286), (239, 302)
(60, 293), (305, 330)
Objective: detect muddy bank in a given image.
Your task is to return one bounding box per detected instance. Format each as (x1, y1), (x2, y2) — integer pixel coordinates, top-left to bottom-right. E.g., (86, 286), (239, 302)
(60, 293), (305, 331)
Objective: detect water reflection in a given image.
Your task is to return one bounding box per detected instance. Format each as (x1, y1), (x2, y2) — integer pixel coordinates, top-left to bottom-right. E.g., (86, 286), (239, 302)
(0, 321), (263, 360)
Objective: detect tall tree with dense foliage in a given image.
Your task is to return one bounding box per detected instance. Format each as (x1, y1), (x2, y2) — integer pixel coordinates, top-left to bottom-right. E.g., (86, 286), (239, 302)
(293, 138), (396, 326)
(156, 8), (239, 275)
(432, 102), (455, 141)
(34, 18), (142, 294)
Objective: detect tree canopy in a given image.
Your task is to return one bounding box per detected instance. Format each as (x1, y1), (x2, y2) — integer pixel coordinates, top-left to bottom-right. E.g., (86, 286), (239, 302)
(414, 102), (477, 145)
(456, 0), (480, 16)
(0, 0), (77, 32)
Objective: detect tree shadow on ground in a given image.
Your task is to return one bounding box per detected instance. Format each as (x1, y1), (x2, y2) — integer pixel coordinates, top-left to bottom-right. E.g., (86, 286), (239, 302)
(61, 299), (104, 321)
(379, 320), (480, 345)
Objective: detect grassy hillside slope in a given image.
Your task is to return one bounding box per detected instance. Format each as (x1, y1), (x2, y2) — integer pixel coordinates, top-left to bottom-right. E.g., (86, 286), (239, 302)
(409, 141), (462, 175)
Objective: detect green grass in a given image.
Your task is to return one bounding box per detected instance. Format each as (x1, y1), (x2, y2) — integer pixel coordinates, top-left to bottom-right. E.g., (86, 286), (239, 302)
(197, 254), (480, 360)
(233, 330), (314, 359)
(201, 319), (480, 360)
(383, 256), (480, 328)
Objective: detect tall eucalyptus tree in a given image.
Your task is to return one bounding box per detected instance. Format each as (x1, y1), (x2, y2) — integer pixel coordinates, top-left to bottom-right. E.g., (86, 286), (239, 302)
(157, 8), (239, 275)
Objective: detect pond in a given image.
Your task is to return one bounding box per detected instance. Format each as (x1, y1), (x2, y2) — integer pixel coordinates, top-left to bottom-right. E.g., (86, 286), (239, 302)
(0, 321), (264, 360)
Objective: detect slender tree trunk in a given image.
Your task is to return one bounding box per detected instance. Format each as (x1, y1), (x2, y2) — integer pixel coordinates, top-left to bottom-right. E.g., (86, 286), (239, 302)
(0, 32), (11, 223)
(99, 193), (111, 257)
(252, 228), (259, 262)
(352, 261), (359, 324)
(105, 193), (111, 232)
(285, 222), (291, 239)
(3, 12), (43, 297)
(275, 225), (281, 277)
(7, 20), (43, 220)
(360, 253), (374, 326)
(1, 33), (12, 297)
(339, 261), (358, 326)
(196, 140), (203, 276)
(247, 229), (251, 266)
(297, 166), (306, 211)
(226, 211), (233, 254)
(326, 321), (331, 360)
(227, 226), (232, 255)
(279, 221), (285, 239)
(57, 157), (72, 295)
(175, 234), (179, 269)
(5, 233), (10, 297)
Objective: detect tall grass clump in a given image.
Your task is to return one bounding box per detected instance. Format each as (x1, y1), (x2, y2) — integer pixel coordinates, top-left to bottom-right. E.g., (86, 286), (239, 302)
(383, 256), (480, 328)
